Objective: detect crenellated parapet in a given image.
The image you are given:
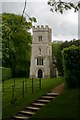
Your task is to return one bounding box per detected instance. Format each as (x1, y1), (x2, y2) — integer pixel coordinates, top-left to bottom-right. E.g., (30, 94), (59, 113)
(32, 25), (52, 43)
(32, 25), (52, 36)
(32, 25), (50, 29)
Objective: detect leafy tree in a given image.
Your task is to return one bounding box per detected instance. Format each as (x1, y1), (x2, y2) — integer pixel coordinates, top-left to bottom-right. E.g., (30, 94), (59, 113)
(48, 0), (80, 14)
(52, 41), (61, 59)
(62, 45), (80, 88)
(2, 13), (34, 77)
(56, 39), (80, 76)
(2, 18), (15, 68)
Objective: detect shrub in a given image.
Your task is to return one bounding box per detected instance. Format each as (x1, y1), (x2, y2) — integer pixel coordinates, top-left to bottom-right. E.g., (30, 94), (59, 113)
(2, 67), (12, 80)
(62, 46), (80, 88)
(15, 69), (29, 77)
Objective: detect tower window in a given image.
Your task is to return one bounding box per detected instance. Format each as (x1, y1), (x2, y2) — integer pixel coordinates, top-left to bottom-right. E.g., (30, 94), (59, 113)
(39, 36), (42, 42)
(37, 58), (43, 66)
(38, 46), (41, 55)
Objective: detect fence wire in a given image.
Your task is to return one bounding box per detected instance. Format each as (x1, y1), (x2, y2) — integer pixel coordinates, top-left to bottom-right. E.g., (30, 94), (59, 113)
(2, 78), (42, 104)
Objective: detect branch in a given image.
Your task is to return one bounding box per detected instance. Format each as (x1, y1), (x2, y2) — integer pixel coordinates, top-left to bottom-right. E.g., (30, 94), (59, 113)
(24, 12), (31, 19)
(21, 0), (37, 23)
(48, 0), (80, 14)
(22, 0), (27, 17)
(21, 0), (27, 22)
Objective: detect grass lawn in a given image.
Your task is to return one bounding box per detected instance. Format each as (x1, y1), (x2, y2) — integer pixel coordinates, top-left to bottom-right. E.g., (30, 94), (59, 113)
(2, 77), (64, 119)
(31, 88), (80, 119)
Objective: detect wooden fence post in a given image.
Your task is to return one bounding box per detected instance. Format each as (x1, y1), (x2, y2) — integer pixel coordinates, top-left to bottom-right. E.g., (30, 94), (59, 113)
(11, 85), (15, 104)
(14, 78), (15, 86)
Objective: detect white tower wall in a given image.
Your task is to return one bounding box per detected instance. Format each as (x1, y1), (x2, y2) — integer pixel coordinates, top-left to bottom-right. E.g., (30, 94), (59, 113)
(30, 25), (52, 78)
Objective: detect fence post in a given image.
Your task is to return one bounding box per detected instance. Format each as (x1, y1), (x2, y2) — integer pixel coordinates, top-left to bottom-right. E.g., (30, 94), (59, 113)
(11, 85), (15, 104)
(14, 78), (15, 86)
(32, 78), (33, 93)
(39, 78), (41, 90)
(22, 81), (24, 97)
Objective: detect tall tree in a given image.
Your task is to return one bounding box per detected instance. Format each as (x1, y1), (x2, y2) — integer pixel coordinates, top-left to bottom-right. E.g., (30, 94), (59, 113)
(2, 13), (33, 77)
(56, 39), (80, 76)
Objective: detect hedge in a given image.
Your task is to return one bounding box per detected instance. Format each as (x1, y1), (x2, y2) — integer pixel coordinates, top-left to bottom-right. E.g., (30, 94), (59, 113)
(15, 69), (29, 77)
(2, 67), (12, 80)
(62, 46), (80, 88)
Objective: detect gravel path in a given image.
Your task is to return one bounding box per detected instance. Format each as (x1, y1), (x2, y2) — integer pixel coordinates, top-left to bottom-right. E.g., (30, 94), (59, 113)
(51, 83), (65, 94)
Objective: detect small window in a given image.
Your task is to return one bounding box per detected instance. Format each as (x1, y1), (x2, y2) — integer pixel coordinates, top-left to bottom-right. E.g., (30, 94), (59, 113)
(39, 36), (42, 42)
(38, 46), (41, 55)
(37, 58), (43, 66)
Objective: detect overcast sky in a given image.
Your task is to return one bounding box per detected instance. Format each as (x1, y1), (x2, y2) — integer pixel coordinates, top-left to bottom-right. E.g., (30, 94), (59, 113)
(1, 0), (79, 41)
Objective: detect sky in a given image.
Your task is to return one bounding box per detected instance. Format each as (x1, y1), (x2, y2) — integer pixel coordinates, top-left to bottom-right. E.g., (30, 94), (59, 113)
(1, 0), (79, 41)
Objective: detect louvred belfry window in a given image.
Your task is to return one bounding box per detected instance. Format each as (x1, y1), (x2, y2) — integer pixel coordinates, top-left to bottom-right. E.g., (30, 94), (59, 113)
(39, 36), (42, 42)
(37, 57), (43, 65)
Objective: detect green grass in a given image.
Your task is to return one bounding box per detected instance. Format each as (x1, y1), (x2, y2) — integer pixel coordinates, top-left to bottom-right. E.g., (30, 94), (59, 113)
(2, 77), (64, 119)
(31, 88), (80, 119)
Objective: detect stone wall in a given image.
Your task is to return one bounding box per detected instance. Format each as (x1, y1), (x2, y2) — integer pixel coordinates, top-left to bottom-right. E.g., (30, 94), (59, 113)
(30, 25), (52, 78)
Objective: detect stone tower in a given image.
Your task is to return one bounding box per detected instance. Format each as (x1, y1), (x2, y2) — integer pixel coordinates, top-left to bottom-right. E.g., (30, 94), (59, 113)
(30, 25), (52, 78)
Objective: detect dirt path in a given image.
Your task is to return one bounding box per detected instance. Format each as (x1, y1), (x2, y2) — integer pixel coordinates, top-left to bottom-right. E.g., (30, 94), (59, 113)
(51, 83), (65, 94)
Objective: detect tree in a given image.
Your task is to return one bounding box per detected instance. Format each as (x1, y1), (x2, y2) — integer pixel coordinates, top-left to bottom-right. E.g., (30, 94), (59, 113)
(52, 41), (61, 59)
(62, 45), (80, 88)
(48, 0), (80, 14)
(2, 18), (15, 68)
(56, 39), (80, 76)
(2, 13), (34, 77)
(52, 41), (63, 76)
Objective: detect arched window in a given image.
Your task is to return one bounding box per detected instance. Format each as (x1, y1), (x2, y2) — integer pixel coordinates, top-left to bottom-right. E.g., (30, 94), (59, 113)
(38, 36), (42, 42)
(37, 57), (43, 66)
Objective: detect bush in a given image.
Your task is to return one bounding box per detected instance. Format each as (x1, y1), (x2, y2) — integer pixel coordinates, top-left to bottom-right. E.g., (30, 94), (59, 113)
(62, 46), (80, 88)
(15, 69), (29, 77)
(2, 67), (12, 80)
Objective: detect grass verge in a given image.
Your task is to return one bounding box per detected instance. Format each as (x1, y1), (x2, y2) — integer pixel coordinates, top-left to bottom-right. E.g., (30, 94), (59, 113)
(31, 88), (80, 119)
(2, 77), (64, 119)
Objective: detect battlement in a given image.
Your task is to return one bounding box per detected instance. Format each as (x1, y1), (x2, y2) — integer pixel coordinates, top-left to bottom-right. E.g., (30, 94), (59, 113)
(32, 25), (49, 29)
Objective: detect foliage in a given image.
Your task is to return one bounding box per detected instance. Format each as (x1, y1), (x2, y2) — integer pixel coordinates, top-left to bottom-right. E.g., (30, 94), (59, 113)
(52, 41), (62, 77)
(54, 39), (80, 76)
(48, 0), (80, 14)
(2, 13), (33, 77)
(52, 41), (61, 59)
(62, 45), (80, 88)
(2, 67), (12, 80)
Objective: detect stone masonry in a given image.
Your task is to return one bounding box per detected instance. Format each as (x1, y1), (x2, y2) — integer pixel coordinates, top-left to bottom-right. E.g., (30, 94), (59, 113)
(30, 25), (52, 78)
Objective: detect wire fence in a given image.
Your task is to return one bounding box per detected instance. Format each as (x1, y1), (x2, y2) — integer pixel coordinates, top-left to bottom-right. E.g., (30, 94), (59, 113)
(2, 78), (42, 104)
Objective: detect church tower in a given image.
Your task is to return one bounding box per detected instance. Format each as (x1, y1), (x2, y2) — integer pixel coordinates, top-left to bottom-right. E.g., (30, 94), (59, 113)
(30, 25), (52, 78)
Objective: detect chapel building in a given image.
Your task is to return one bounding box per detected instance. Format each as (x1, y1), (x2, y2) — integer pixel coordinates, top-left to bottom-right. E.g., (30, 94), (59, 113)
(30, 25), (52, 78)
